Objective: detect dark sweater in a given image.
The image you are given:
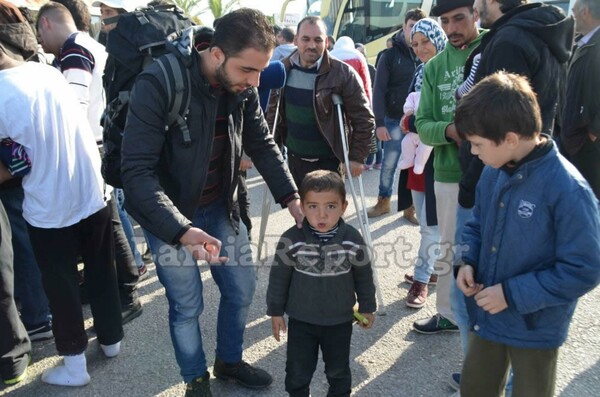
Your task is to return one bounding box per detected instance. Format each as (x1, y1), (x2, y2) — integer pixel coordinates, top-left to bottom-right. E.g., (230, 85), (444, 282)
(267, 218), (376, 326)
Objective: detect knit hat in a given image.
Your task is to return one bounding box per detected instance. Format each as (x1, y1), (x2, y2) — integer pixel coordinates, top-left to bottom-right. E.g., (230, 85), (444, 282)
(411, 18), (447, 54)
(0, 0), (37, 61)
(431, 0), (475, 17)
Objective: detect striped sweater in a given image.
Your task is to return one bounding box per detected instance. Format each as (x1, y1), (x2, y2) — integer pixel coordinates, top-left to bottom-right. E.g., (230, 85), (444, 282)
(267, 218), (376, 326)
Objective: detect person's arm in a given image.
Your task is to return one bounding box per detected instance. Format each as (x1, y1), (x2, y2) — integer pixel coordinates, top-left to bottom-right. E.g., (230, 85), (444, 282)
(372, 50), (390, 129)
(267, 235), (295, 320)
(502, 186), (600, 315)
(351, 230), (377, 314)
(121, 73), (192, 245)
(415, 63), (454, 146)
(60, 41), (94, 112)
(341, 66), (375, 164)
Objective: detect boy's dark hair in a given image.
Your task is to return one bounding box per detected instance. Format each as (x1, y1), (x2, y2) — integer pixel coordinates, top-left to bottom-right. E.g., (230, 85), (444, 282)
(281, 27), (295, 43)
(299, 170), (346, 202)
(211, 8), (275, 58)
(455, 72), (542, 144)
(297, 15), (328, 35)
(405, 8), (426, 23)
(52, 0), (91, 32)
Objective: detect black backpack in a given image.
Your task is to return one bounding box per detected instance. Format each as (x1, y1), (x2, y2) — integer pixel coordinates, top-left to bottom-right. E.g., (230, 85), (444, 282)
(101, 3), (195, 188)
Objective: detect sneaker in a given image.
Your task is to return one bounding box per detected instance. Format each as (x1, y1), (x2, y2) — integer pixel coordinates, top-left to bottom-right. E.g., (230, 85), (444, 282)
(3, 354), (30, 385)
(121, 300), (143, 325)
(185, 372), (211, 397)
(363, 164), (373, 171)
(373, 163), (382, 170)
(142, 247), (153, 264)
(213, 358), (273, 389)
(137, 263), (149, 282)
(27, 321), (53, 342)
(413, 314), (459, 334)
(449, 372), (460, 391)
(406, 281), (428, 309)
(404, 273), (438, 285)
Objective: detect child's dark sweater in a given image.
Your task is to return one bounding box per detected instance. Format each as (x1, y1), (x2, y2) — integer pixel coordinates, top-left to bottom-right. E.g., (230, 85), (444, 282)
(267, 218), (376, 326)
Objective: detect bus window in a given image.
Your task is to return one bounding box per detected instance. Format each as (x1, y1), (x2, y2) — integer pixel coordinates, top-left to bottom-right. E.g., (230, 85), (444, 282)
(338, 0), (423, 44)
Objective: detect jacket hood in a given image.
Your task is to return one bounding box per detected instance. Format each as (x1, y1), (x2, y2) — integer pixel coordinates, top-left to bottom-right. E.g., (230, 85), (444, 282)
(392, 30), (409, 49)
(498, 3), (574, 63)
(0, 22), (37, 61)
(330, 36), (362, 61)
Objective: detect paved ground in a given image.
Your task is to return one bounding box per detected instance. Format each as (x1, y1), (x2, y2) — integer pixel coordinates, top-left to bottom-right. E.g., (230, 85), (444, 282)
(2, 168), (600, 397)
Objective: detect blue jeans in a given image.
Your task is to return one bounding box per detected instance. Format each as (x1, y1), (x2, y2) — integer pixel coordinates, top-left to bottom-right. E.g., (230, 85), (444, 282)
(411, 191), (440, 284)
(378, 117), (404, 197)
(0, 185), (50, 328)
(115, 188), (143, 269)
(146, 198), (256, 383)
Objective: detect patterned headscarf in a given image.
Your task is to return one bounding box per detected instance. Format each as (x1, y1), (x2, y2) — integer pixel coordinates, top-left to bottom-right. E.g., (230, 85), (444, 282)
(410, 18), (447, 92)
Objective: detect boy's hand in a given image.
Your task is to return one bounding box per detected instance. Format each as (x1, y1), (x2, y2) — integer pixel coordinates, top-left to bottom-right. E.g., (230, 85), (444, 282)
(475, 284), (508, 314)
(358, 313), (375, 329)
(271, 316), (287, 342)
(457, 265), (483, 297)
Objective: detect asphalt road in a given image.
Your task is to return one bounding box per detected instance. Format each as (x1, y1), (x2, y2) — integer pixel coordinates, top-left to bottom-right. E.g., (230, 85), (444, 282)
(2, 168), (599, 397)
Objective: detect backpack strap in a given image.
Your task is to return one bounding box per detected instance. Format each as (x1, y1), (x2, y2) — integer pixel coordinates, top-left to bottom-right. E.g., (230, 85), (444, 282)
(156, 52), (192, 147)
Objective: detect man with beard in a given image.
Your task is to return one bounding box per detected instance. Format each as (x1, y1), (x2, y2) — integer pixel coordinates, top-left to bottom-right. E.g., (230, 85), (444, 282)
(121, 8), (303, 397)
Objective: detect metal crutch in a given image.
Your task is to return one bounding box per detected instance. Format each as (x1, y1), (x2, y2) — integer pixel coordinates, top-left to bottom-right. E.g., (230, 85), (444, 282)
(257, 87), (284, 262)
(332, 94), (386, 314)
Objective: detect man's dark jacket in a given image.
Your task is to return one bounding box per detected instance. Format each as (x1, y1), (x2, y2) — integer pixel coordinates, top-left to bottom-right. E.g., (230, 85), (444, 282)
(121, 50), (297, 245)
(372, 31), (419, 125)
(561, 28), (600, 156)
(459, 3), (573, 208)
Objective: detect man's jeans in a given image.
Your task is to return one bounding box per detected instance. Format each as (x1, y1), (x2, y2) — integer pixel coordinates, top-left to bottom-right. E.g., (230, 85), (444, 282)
(378, 117), (404, 198)
(411, 190), (440, 284)
(146, 198), (256, 383)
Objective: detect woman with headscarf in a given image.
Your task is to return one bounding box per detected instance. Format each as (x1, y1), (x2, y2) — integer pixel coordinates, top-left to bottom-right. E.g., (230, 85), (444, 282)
(398, 18), (447, 309)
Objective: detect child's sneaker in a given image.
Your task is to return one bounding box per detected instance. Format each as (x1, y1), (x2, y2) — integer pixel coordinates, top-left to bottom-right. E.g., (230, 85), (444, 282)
(2, 354), (31, 385)
(373, 163), (382, 170)
(449, 372), (460, 391)
(26, 321), (53, 342)
(406, 281), (428, 308)
(413, 314), (458, 334)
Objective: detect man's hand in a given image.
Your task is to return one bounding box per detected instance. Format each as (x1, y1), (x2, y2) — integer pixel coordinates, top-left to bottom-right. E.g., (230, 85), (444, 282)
(287, 198), (304, 228)
(271, 316), (287, 341)
(456, 265), (483, 297)
(376, 126), (391, 141)
(0, 162), (13, 184)
(589, 132), (597, 142)
(179, 227), (228, 264)
(445, 123), (462, 145)
(358, 313), (375, 329)
(475, 284), (508, 314)
(347, 161), (364, 177)
(239, 158), (253, 171)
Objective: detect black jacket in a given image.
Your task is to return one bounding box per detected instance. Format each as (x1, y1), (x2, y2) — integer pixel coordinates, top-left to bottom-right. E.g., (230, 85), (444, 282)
(372, 31), (419, 125)
(121, 50), (297, 244)
(561, 29), (600, 156)
(459, 3), (573, 208)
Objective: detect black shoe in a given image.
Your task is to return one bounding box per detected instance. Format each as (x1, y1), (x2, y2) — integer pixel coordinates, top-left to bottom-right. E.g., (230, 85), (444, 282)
(26, 321), (53, 342)
(213, 358), (273, 389)
(413, 314), (459, 334)
(2, 354), (31, 385)
(185, 371), (211, 397)
(121, 300), (143, 325)
(142, 248), (153, 264)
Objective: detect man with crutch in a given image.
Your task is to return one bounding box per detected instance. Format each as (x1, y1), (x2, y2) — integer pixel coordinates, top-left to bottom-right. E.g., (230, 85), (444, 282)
(265, 16), (374, 187)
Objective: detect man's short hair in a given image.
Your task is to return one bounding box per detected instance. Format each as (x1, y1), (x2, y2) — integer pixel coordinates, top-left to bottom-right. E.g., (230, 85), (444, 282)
(281, 27), (295, 43)
(496, 0), (526, 13)
(455, 72), (542, 144)
(37, 2), (75, 29)
(297, 16), (328, 35)
(211, 8), (275, 58)
(300, 170), (347, 202)
(580, 0), (600, 19)
(405, 8), (426, 23)
(52, 0), (91, 32)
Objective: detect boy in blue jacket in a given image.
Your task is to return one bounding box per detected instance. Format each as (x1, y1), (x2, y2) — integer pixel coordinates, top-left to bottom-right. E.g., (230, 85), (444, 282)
(267, 170), (376, 397)
(453, 71), (600, 397)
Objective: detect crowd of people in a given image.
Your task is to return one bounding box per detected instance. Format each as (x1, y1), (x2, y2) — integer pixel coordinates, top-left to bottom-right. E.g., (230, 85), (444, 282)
(0, 0), (599, 396)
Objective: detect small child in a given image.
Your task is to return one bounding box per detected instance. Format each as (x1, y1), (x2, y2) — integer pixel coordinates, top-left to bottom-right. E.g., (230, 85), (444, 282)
(267, 170), (376, 397)
(398, 91), (433, 174)
(454, 72), (600, 397)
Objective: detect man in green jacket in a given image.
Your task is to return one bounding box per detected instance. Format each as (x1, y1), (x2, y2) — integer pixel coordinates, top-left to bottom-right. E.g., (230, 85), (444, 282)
(413, 0), (484, 334)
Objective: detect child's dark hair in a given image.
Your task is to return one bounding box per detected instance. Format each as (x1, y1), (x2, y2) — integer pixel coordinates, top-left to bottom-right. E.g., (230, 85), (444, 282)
(455, 71), (542, 144)
(299, 170), (346, 202)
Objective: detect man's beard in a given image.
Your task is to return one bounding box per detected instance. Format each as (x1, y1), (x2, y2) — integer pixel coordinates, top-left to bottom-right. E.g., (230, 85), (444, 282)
(216, 59), (241, 94)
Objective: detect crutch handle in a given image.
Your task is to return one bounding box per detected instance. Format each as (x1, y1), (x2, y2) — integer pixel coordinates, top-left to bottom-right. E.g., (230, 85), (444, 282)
(332, 93), (343, 106)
